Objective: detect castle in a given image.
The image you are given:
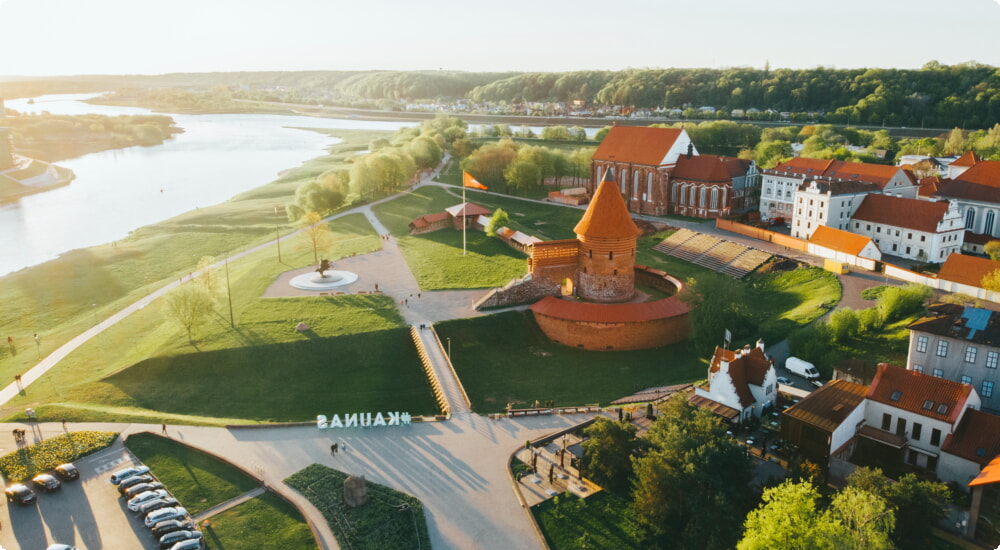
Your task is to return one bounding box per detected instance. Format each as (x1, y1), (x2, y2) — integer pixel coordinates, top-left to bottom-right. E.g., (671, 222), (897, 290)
(525, 176), (691, 351)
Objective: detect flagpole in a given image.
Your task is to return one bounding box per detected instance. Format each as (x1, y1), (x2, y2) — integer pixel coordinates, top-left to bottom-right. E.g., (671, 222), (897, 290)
(462, 184), (467, 256)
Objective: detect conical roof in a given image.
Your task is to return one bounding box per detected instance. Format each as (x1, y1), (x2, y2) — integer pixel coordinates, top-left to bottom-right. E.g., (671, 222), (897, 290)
(573, 178), (641, 238)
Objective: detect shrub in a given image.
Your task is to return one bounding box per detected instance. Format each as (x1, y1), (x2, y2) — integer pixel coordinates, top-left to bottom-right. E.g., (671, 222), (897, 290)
(828, 308), (860, 342)
(788, 323), (833, 365)
(860, 285), (890, 301)
(877, 284), (932, 324)
(0, 431), (118, 481)
(858, 308), (882, 332)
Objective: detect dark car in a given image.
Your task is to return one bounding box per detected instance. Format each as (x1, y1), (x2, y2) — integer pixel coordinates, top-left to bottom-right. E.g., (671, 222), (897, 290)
(140, 497), (180, 517)
(5, 483), (36, 505)
(118, 474), (155, 495)
(54, 463), (80, 481)
(32, 473), (62, 493)
(150, 518), (196, 538)
(159, 530), (203, 550)
(124, 481), (164, 499)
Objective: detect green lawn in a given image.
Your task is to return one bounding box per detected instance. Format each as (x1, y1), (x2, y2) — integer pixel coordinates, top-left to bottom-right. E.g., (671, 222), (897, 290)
(203, 492), (317, 550)
(66, 328), (438, 423)
(533, 491), (646, 550)
(754, 267), (842, 345)
(285, 463), (431, 550)
(125, 433), (259, 515)
(436, 311), (707, 413)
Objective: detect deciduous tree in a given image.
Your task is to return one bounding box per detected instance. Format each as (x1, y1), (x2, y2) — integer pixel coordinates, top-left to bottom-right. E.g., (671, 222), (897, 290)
(297, 212), (336, 264)
(165, 284), (215, 345)
(485, 208), (509, 237)
(580, 417), (637, 491)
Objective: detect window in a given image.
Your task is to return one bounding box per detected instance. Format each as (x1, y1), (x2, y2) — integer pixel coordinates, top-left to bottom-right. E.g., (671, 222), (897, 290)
(596, 167), (603, 182)
(965, 346), (978, 364)
(672, 183), (678, 203)
(961, 375), (973, 385)
(983, 381), (995, 398)
(933, 368), (944, 378)
(920, 235), (926, 242)
(917, 336), (928, 352)
(608, 251), (613, 260)
(855, 222), (860, 229)
(700, 187), (707, 208)
(890, 390), (902, 401)
(987, 351), (998, 369)
(936, 340), (948, 357)
(937, 403), (949, 415)
(679, 186), (686, 206)
(647, 180), (653, 202)
(913, 364), (923, 373)
(710, 188), (719, 209)
(931, 428), (942, 446)
(877, 226), (881, 233)
(986, 211), (996, 235)
(867, 224), (872, 231)
(881, 413), (892, 431)
(912, 423), (923, 441)
(907, 232), (913, 240)
(896, 418), (907, 437)
(965, 208), (975, 230)
(922, 399), (934, 410)
(798, 197), (804, 204)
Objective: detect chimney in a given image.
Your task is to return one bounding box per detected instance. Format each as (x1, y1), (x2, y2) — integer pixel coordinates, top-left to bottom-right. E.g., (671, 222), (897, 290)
(686, 143), (693, 159)
(756, 339), (766, 352)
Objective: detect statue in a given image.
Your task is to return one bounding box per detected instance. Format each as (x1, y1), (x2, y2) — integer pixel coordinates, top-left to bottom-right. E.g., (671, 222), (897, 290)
(344, 474), (368, 507)
(316, 259), (333, 278)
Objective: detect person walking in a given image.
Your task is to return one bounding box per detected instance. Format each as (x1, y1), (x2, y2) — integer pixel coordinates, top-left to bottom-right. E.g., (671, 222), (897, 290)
(161, 423), (167, 435)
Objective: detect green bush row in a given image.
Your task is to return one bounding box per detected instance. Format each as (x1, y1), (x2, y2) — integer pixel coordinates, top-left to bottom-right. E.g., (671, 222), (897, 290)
(0, 430), (118, 481)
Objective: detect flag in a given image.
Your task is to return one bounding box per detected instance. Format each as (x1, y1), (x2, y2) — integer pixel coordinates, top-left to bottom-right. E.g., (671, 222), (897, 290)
(724, 328), (732, 345)
(463, 171), (488, 190)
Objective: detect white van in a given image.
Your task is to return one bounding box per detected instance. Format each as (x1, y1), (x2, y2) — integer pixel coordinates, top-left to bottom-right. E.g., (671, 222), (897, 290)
(786, 357), (820, 380)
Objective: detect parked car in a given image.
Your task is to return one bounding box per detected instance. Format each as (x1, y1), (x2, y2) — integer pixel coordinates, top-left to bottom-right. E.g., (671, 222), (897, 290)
(140, 497), (180, 517)
(118, 474), (155, 495)
(124, 482), (164, 499)
(32, 473), (62, 493)
(129, 489), (170, 512)
(145, 507), (189, 528)
(159, 530), (203, 550)
(776, 376), (792, 385)
(110, 465), (150, 485)
(811, 379), (825, 389)
(150, 518), (196, 538)
(167, 538), (204, 550)
(5, 483), (36, 505)
(47, 545), (80, 550)
(54, 463), (80, 481)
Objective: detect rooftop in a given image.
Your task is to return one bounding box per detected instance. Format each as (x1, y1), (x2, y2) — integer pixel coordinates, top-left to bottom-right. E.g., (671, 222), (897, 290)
(851, 194), (953, 234)
(592, 126), (684, 166)
(672, 154), (752, 183)
(709, 344), (772, 409)
(937, 253), (1000, 289)
(906, 303), (999, 347)
(941, 408), (1000, 466)
(808, 225), (874, 256)
(933, 160), (1000, 204)
(573, 177), (641, 239)
(782, 379), (868, 433)
(866, 364), (972, 424)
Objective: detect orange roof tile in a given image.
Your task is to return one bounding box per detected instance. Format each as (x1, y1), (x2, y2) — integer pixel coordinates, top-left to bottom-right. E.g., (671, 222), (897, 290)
(592, 126), (684, 166)
(969, 455), (1000, 487)
(672, 155), (752, 183)
(852, 194), (952, 233)
(768, 157), (836, 176)
(530, 295), (690, 324)
(708, 345), (772, 408)
(934, 160), (1000, 204)
(918, 176), (941, 197)
(826, 162), (907, 189)
(866, 364), (972, 424)
(937, 253), (1000, 288)
(783, 379), (868, 434)
(942, 409), (1000, 467)
(808, 225), (873, 256)
(951, 151), (983, 167)
(573, 177), (641, 239)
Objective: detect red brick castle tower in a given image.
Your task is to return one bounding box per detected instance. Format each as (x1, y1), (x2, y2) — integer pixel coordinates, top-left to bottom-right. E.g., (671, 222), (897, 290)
(574, 177), (640, 302)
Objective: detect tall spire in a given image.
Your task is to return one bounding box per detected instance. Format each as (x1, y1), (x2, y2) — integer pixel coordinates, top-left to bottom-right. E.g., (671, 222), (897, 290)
(573, 177), (640, 239)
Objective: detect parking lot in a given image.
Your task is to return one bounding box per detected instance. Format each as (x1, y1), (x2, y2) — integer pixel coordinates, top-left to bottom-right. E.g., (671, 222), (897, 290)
(1, 444), (160, 550)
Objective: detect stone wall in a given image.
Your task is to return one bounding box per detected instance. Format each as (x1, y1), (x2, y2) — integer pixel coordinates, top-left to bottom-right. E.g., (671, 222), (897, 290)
(475, 276), (561, 310)
(533, 308), (690, 351)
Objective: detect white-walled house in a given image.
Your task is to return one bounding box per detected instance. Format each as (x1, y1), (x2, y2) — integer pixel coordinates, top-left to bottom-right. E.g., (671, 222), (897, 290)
(781, 379), (869, 465)
(934, 158), (1000, 239)
(807, 225), (882, 270)
(938, 409), (1000, 488)
(790, 179), (880, 239)
(692, 340), (776, 423)
(849, 194), (965, 263)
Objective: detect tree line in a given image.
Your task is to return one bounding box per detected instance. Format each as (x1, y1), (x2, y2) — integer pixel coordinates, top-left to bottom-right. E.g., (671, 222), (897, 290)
(7, 112), (177, 162)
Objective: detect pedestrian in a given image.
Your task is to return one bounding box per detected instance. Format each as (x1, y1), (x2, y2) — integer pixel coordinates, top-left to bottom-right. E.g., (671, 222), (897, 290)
(417, 293), (421, 299)
(330, 443), (337, 456)
(375, 283), (379, 292)
(161, 423), (167, 435)
(61, 419), (66, 430)
(341, 441), (346, 451)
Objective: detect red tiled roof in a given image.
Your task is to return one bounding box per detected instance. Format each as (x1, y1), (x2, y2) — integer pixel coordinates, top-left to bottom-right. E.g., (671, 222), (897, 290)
(808, 225), (873, 256)
(851, 194), (952, 233)
(672, 154), (752, 183)
(965, 231), (994, 246)
(918, 176), (941, 197)
(934, 160), (1000, 204)
(951, 151), (983, 167)
(826, 161), (906, 189)
(866, 364), (972, 424)
(530, 295), (690, 324)
(573, 177), (641, 239)
(708, 345), (772, 408)
(767, 157), (836, 176)
(409, 211), (451, 228)
(942, 409), (1000, 466)
(937, 253), (1000, 288)
(445, 202), (492, 218)
(783, 379), (868, 434)
(592, 126), (684, 166)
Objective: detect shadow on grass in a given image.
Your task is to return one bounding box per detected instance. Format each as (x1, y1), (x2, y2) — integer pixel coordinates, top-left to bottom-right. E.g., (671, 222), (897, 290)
(205, 525), (225, 549)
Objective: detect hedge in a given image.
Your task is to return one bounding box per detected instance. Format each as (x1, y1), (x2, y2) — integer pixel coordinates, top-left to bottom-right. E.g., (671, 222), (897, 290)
(0, 430), (118, 481)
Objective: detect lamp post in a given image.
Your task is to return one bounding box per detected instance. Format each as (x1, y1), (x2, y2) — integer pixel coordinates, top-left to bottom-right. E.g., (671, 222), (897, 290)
(276, 225), (282, 263)
(225, 252), (234, 328)
(33, 333), (40, 360)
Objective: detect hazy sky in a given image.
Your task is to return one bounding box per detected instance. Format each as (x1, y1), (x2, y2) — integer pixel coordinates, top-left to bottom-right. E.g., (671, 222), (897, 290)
(1, 0), (999, 76)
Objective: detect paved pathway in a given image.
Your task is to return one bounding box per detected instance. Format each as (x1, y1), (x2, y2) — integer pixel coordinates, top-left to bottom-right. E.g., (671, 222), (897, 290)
(192, 486), (267, 522)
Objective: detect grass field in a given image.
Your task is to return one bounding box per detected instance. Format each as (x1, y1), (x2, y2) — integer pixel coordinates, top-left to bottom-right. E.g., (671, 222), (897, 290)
(203, 492), (317, 550)
(285, 463), (431, 550)
(754, 267), (842, 345)
(436, 311), (707, 413)
(533, 491), (645, 550)
(125, 433), (259, 515)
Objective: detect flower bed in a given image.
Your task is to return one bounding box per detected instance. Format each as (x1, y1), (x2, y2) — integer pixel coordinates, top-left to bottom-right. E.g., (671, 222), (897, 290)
(0, 430), (118, 481)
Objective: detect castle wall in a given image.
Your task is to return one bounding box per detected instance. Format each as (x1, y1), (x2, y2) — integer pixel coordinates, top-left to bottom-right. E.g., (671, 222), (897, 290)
(533, 308), (690, 351)
(577, 234), (636, 302)
(474, 275), (561, 309)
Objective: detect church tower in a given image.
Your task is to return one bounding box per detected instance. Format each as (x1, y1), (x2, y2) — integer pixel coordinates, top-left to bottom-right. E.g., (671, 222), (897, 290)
(573, 177), (640, 302)
(0, 98), (13, 170)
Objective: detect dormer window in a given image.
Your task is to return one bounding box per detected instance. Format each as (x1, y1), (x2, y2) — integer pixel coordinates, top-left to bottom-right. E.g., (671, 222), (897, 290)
(936, 403), (949, 415)
(890, 390), (902, 401)
(922, 399), (934, 410)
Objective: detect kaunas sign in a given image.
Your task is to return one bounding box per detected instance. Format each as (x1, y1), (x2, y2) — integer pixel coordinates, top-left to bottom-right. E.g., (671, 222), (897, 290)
(317, 412), (412, 429)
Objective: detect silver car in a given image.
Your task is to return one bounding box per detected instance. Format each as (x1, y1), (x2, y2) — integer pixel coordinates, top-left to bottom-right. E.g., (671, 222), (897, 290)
(145, 507), (189, 528)
(128, 489), (169, 512)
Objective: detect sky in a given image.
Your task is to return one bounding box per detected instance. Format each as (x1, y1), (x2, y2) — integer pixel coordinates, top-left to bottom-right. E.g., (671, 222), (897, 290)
(1, 0), (999, 77)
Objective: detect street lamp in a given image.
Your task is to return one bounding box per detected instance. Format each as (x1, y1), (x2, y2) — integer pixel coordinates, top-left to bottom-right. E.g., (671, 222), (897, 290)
(225, 252), (234, 328)
(33, 333), (40, 360)
(276, 225), (282, 263)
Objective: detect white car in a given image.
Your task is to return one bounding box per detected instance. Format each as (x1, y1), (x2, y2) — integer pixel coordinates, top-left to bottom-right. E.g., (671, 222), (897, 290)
(145, 506), (189, 528)
(128, 489), (169, 512)
(110, 465), (150, 485)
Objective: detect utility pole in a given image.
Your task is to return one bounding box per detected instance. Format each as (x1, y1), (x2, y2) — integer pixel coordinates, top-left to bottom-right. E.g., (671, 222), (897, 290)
(276, 225), (282, 263)
(225, 253), (234, 328)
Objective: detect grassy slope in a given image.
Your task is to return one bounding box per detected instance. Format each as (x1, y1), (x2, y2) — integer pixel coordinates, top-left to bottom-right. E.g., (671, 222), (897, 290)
(533, 491), (645, 550)
(126, 433), (258, 515)
(203, 492), (316, 550)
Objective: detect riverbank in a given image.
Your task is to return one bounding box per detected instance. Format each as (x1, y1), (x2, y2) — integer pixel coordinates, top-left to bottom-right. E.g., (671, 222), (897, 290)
(0, 157), (75, 202)
(9, 112), (181, 162)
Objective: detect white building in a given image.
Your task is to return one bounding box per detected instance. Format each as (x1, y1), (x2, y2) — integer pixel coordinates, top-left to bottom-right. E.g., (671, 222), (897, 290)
(790, 179), (880, 239)
(933, 157), (1000, 239)
(807, 225), (882, 271)
(692, 340), (776, 424)
(849, 194), (964, 263)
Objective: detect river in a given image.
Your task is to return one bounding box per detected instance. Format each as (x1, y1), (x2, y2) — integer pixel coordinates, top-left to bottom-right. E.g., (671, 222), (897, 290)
(0, 94), (418, 277)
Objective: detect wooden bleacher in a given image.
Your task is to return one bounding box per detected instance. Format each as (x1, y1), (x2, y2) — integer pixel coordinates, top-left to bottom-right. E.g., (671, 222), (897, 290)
(720, 248), (773, 278)
(693, 241), (748, 271)
(652, 228), (696, 254)
(671, 234), (723, 261)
